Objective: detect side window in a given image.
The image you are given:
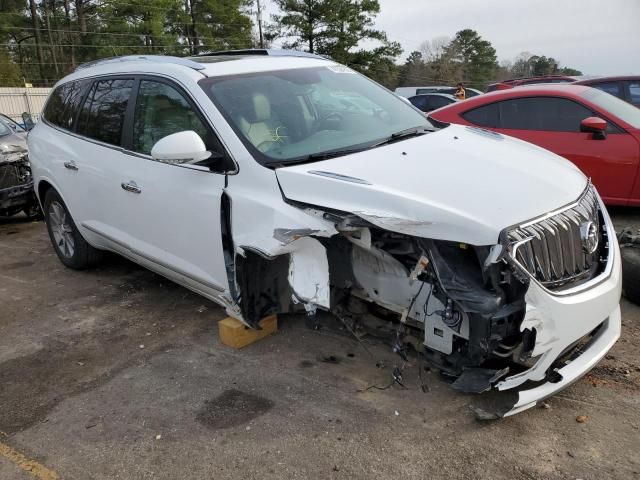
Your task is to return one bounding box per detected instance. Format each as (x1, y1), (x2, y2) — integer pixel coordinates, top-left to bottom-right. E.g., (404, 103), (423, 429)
(409, 96), (427, 111)
(430, 97), (452, 109)
(43, 80), (88, 130)
(627, 82), (640, 106)
(498, 97), (592, 132)
(132, 80), (220, 156)
(462, 103), (499, 128)
(76, 78), (133, 146)
(593, 82), (622, 98)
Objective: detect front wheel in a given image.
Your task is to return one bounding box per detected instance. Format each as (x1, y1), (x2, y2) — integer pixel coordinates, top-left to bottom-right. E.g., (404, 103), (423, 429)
(44, 189), (102, 269)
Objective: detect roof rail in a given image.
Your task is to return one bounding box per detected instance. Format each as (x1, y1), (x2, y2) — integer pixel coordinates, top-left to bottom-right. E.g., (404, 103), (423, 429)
(190, 49), (326, 60)
(75, 55), (205, 72)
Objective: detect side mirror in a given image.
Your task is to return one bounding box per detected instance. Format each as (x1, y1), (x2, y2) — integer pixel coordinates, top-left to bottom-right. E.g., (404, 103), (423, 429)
(580, 117), (607, 140)
(21, 112), (35, 131)
(151, 130), (212, 164)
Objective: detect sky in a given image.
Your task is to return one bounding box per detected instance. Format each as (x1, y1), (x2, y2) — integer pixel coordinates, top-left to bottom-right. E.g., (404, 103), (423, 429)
(262, 0), (640, 75)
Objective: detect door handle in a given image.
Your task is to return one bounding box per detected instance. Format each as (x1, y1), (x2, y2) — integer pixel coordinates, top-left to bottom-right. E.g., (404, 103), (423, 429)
(121, 181), (142, 194)
(63, 161), (78, 171)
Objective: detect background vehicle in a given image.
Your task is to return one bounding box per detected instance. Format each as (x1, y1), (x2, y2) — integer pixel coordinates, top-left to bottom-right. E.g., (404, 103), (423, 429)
(407, 93), (456, 112)
(429, 84), (640, 206)
(415, 86), (482, 98)
(0, 118), (39, 218)
(0, 113), (29, 133)
(573, 76), (640, 107)
(395, 85), (482, 98)
(487, 75), (581, 92)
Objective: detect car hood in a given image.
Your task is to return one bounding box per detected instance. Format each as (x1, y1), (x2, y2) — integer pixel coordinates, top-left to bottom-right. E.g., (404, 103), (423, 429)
(275, 124), (587, 245)
(0, 131), (28, 161)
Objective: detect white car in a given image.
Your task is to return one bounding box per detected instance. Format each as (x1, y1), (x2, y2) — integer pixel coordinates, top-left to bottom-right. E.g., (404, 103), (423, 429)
(29, 50), (621, 417)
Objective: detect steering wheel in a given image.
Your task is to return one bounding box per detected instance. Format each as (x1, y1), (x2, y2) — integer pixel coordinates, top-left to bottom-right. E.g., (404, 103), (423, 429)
(313, 111), (344, 133)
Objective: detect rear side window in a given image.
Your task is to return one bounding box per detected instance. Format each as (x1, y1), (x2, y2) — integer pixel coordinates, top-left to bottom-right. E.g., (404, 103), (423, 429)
(43, 80), (88, 130)
(462, 103), (499, 128)
(408, 96), (428, 111)
(592, 82), (622, 98)
(498, 97), (592, 132)
(627, 82), (640, 106)
(430, 96), (453, 109)
(76, 78), (133, 146)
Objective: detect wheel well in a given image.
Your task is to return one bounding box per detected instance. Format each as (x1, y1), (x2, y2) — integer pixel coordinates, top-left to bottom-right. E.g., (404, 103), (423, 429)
(37, 180), (54, 207)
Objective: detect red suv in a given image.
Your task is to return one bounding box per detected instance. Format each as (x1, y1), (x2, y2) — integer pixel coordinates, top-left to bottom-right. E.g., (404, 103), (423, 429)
(573, 76), (640, 107)
(429, 84), (640, 206)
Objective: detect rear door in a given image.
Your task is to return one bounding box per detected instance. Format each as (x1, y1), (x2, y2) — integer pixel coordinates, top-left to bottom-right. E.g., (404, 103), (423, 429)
(111, 77), (230, 298)
(35, 80), (92, 221)
(472, 96), (639, 204)
(72, 77), (137, 248)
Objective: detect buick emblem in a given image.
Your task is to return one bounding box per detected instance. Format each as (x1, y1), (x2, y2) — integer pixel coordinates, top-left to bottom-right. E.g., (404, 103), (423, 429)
(580, 221), (599, 254)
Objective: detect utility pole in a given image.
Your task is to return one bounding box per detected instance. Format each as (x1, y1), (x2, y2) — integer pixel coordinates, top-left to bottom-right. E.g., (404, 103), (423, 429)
(256, 0), (264, 48)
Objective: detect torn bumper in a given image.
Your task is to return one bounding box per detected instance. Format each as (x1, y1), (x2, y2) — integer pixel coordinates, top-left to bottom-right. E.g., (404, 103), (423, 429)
(497, 235), (622, 416)
(504, 307), (620, 416)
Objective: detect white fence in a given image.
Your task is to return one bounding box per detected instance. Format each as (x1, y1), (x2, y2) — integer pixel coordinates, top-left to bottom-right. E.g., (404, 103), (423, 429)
(0, 87), (51, 123)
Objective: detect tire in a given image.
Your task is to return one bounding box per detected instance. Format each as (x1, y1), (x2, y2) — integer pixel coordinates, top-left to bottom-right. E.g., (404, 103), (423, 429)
(44, 189), (102, 269)
(621, 246), (640, 305)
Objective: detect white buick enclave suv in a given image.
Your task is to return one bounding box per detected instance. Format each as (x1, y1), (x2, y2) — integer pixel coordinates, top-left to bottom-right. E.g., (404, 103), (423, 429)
(28, 50), (621, 417)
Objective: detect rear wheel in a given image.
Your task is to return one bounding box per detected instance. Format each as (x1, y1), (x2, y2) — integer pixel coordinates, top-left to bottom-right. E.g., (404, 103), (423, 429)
(621, 246), (640, 305)
(44, 189), (102, 269)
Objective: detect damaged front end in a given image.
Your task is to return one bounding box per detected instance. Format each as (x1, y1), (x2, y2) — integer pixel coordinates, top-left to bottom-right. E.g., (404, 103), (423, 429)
(0, 148), (39, 218)
(227, 178), (620, 417)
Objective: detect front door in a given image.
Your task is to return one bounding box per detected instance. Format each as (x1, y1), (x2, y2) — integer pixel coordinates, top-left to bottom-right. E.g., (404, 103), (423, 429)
(113, 78), (231, 299)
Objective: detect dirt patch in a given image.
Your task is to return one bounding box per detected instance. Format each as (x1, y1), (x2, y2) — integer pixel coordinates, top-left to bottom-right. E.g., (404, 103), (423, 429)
(196, 389), (274, 430)
(3, 261), (35, 270)
(587, 364), (640, 390)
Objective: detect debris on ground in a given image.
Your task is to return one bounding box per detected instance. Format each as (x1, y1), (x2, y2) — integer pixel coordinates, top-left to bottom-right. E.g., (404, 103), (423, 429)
(576, 415), (588, 423)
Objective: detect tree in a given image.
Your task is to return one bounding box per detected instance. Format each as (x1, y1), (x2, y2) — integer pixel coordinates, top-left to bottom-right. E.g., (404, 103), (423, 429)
(0, 49), (23, 87)
(420, 36), (462, 85)
(0, 0), (255, 86)
(446, 29), (497, 88)
(269, 0), (402, 86)
(183, 0), (253, 54)
(507, 52), (582, 79)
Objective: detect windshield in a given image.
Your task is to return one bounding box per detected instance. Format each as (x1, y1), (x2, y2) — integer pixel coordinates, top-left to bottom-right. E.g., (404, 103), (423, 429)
(199, 66), (431, 164)
(581, 88), (640, 129)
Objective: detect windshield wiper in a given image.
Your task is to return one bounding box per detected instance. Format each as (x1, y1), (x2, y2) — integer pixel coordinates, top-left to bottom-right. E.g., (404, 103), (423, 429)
(271, 147), (369, 167)
(371, 126), (430, 148)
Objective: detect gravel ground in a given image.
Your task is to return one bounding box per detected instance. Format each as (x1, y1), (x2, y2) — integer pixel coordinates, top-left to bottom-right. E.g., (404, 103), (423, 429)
(0, 211), (639, 480)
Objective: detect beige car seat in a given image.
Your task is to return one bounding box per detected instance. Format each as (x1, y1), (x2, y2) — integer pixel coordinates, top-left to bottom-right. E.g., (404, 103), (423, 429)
(238, 93), (286, 151)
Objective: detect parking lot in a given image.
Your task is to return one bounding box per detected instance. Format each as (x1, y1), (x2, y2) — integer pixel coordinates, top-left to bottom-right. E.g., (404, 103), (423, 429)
(0, 214), (638, 480)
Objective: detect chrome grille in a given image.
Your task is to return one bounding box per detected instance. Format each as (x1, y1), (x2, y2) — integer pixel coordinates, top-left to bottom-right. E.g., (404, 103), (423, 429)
(506, 184), (606, 291)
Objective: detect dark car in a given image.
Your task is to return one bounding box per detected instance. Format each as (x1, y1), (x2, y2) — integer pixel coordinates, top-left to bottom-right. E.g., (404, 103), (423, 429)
(0, 116), (40, 218)
(573, 76), (640, 107)
(408, 93), (457, 113)
(487, 75), (580, 92)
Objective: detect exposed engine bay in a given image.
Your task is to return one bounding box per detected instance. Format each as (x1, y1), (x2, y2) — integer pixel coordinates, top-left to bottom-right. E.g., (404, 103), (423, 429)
(232, 207), (565, 397)
(220, 170), (618, 419)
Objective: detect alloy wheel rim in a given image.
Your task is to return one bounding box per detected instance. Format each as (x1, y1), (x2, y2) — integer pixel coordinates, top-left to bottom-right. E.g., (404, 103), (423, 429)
(49, 201), (75, 258)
